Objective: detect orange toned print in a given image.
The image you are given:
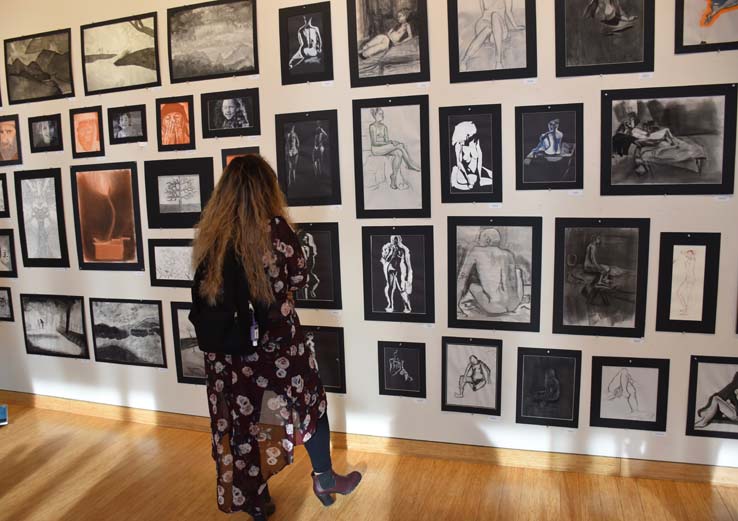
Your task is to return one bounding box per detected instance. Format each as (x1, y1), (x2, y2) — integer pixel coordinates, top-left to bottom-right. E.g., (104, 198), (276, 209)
(701, 0), (738, 26)
(160, 102), (190, 145)
(74, 113), (101, 153)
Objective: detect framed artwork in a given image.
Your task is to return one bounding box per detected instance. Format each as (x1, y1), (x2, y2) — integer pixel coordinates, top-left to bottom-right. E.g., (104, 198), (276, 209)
(0, 115), (22, 166)
(69, 106), (105, 159)
(601, 84), (737, 196)
(303, 324), (346, 393)
(442, 337), (502, 416)
(362, 225), (435, 323)
(14, 169), (70, 268)
(515, 103), (584, 191)
(439, 104), (502, 203)
(20, 294), (89, 359)
(275, 109), (341, 206)
(201, 88), (260, 138)
(687, 355), (738, 439)
(353, 96), (430, 218)
(70, 162), (145, 271)
(221, 146), (259, 169)
(590, 356), (669, 432)
(81, 12), (161, 95)
(676, 0), (738, 54)
(279, 2), (334, 85)
(554, 0), (654, 77)
(553, 218), (650, 338)
(0, 287), (13, 321)
(516, 347), (582, 428)
(144, 157), (214, 228)
(447, 0), (537, 83)
(346, 0), (430, 88)
(28, 114), (63, 153)
(171, 302), (206, 385)
(4, 28), (74, 104)
(0, 174), (9, 218)
(108, 105), (148, 145)
(0, 229), (18, 278)
(295, 223), (342, 309)
(167, 0), (259, 83)
(149, 239), (194, 288)
(656, 232), (720, 334)
(378, 341), (426, 398)
(448, 216), (542, 332)
(90, 298), (166, 368)
(156, 95), (196, 152)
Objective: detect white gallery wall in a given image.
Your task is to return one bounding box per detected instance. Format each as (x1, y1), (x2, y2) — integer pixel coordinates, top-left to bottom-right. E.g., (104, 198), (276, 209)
(1, 0), (737, 468)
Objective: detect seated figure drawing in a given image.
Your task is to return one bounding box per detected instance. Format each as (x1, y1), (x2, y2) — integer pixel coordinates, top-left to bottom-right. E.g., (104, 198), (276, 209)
(695, 371), (738, 428)
(460, 0), (526, 71)
(289, 16), (323, 69)
(451, 121), (493, 192)
(455, 355), (492, 398)
(366, 107), (421, 191)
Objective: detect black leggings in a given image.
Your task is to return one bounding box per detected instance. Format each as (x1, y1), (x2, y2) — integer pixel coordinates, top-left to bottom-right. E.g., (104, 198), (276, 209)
(304, 412), (332, 473)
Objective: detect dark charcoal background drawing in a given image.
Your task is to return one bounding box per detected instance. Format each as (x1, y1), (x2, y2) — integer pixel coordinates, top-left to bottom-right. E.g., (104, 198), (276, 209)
(305, 327), (343, 391)
(521, 353), (577, 421)
(691, 360), (738, 436)
(370, 234), (426, 315)
(21, 295), (87, 358)
(521, 110), (578, 184)
(286, 11), (327, 75)
(446, 113), (495, 195)
(5, 31), (73, 103)
(30, 118), (62, 150)
(295, 228), (334, 303)
(383, 344), (421, 393)
(92, 300), (164, 366)
(279, 118), (334, 202)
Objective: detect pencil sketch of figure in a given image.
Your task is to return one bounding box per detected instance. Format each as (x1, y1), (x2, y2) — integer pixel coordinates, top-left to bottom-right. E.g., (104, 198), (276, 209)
(451, 121), (493, 191)
(289, 16), (323, 69)
(21, 178), (61, 259)
(606, 367), (639, 412)
(368, 107), (421, 191)
(670, 245), (706, 321)
(455, 355), (492, 398)
(389, 349), (414, 382)
(286, 125), (300, 186)
(676, 249), (697, 315)
(600, 365), (658, 421)
(583, 0), (638, 34)
(298, 231), (320, 299)
(460, 0), (525, 70)
(312, 122), (329, 177)
(695, 371), (738, 428)
(701, 0), (738, 25)
(361, 9), (413, 58)
(381, 235), (413, 313)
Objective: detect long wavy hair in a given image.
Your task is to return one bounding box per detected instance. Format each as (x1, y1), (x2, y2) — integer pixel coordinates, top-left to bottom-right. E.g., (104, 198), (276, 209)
(192, 154), (289, 305)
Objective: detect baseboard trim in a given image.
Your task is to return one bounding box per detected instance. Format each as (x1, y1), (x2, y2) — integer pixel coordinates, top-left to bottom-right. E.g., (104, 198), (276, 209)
(2, 389), (737, 487)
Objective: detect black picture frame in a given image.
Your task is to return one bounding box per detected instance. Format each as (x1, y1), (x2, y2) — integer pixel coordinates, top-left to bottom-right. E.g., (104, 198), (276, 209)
(515, 103), (584, 191)
(553, 218), (650, 338)
(441, 336), (503, 416)
(221, 146), (260, 170)
(279, 2), (334, 85)
(687, 355), (738, 440)
(353, 95), (430, 218)
(555, 0), (655, 77)
(439, 104), (502, 203)
(69, 106), (105, 159)
(275, 109), (341, 207)
(201, 88), (260, 138)
(346, 0), (430, 88)
(156, 95), (196, 152)
(294, 222), (342, 310)
(0, 287), (14, 322)
(675, 0), (738, 54)
(80, 12), (161, 96)
(13, 168), (70, 268)
(0, 173), (10, 218)
(302, 324), (346, 394)
(590, 356), (669, 432)
(149, 239), (193, 288)
(601, 84), (737, 196)
(0, 115), (23, 167)
(656, 232), (720, 334)
(448, 216), (542, 332)
(0, 228), (18, 278)
(27, 114), (63, 153)
(378, 341), (426, 398)
(167, 0), (259, 84)
(107, 104), (148, 145)
(20, 294), (89, 359)
(447, 0), (537, 83)
(144, 157), (214, 229)
(516, 346), (582, 428)
(171, 301), (206, 385)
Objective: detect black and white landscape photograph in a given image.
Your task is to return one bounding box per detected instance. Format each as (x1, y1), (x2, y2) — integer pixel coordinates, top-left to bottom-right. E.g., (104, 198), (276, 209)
(20, 294), (88, 359)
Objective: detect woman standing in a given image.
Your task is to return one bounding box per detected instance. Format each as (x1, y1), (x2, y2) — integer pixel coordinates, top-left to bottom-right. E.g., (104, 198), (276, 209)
(191, 155), (361, 520)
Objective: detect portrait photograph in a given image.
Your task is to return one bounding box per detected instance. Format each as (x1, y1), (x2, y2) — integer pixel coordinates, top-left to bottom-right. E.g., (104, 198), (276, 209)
(295, 222), (342, 310)
(346, 0), (430, 87)
(448, 0), (537, 83)
(70, 106), (105, 159)
(279, 2), (334, 85)
(108, 105), (147, 145)
(353, 95), (430, 218)
(553, 218), (650, 338)
(275, 109), (341, 206)
(0, 174), (9, 218)
(515, 103), (584, 191)
(378, 341), (426, 398)
(168, 0), (258, 83)
(81, 12), (161, 95)
(0, 287), (13, 322)
(0, 229), (18, 278)
(171, 302), (206, 385)
(20, 294), (88, 359)
(303, 325), (346, 393)
(362, 225), (435, 324)
(676, 0), (738, 53)
(149, 239), (194, 288)
(156, 95), (196, 152)
(687, 356), (738, 440)
(28, 114), (63, 153)
(221, 146), (259, 169)
(201, 88), (260, 138)
(442, 337), (502, 416)
(601, 84), (737, 196)
(0, 115), (22, 166)
(144, 157), (214, 228)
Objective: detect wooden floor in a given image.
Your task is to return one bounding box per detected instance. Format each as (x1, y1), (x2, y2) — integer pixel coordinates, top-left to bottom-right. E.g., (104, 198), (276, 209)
(1, 406), (738, 521)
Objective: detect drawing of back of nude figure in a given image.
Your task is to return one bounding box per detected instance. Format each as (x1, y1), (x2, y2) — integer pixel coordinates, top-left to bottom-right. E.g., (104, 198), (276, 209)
(380, 235), (413, 313)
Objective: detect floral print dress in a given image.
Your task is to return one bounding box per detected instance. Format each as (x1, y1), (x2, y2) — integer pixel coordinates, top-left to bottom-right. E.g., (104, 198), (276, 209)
(204, 216), (327, 516)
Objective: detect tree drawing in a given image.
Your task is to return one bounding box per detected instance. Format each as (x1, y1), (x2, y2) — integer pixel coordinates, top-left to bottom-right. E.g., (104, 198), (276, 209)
(165, 176), (197, 211)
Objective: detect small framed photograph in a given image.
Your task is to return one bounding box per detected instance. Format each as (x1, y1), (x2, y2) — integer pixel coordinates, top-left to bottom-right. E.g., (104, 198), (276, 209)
(221, 146), (260, 169)
(0, 287), (13, 322)
(362, 225), (435, 324)
(149, 239), (194, 288)
(28, 114), (63, 153)
(687, 355), (738, 439)
(279, 2), (334, 85)
(676, 0), (738, 54)
(515, 103), (584, 191)
(353, 95), (430, 218)
(20, 294), (89, 359)
(0, 173), (10, 219)
(14, 169), (70, 268)
(156, 95), (196, 152)
(656, 232), (720, 334)
(70, 106), (105, 159)
(201, 88), (260, 138)
(303, 324), (346, 394)
(516, 346), (582, 428)
(171, 302), (206, 385)
(295, 223), (342, 309)
(0, 229), (18, 278)
(108, 105), (148, 145)
(590, 356), (669, 432)
(442, 337), (502, 416)
(0, 115), (22, 166)
(439, 104), (502, 203)
(378, 341), (426, 398)
(144, 157), (214, 228)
